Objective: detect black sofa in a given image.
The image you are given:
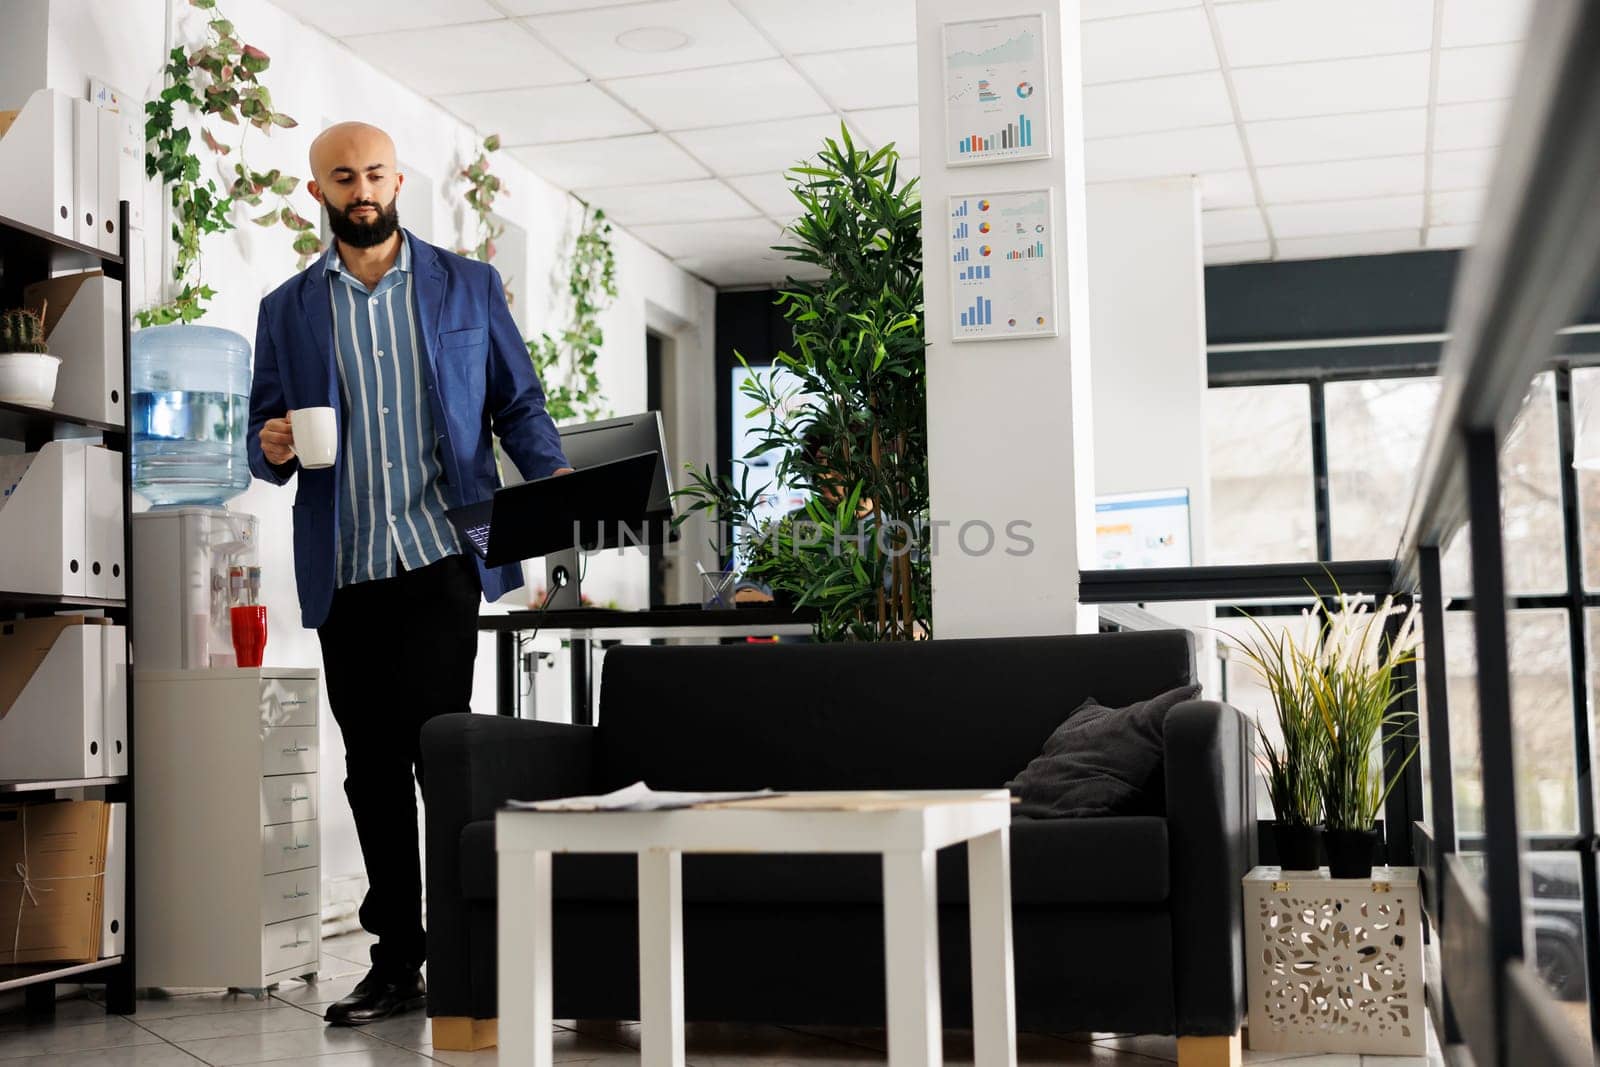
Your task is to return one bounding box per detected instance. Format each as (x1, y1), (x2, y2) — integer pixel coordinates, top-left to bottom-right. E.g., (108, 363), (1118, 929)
(421, 630), (1255, 1040)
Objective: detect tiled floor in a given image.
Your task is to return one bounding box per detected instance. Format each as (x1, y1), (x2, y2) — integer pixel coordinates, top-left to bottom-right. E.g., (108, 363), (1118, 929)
(0, 930), (1445, 1066)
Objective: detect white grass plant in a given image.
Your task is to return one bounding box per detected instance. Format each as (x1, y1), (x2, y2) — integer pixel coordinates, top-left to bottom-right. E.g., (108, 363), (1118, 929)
(1226, 587), (1423, 832)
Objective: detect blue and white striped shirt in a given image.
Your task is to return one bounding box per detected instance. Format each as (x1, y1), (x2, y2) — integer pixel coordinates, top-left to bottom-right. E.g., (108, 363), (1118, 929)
(325, 234), (460, 587)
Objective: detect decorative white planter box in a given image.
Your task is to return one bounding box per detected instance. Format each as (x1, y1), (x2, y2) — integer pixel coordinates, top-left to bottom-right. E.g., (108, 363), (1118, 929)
(1244, 865), (1425, 1056)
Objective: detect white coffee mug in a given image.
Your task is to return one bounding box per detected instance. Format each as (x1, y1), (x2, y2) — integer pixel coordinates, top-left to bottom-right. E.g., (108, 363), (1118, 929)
(290, 406), (338, 470)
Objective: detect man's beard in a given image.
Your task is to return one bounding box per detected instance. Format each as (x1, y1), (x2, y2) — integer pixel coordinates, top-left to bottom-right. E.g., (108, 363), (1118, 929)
(327, 197), (400, 248)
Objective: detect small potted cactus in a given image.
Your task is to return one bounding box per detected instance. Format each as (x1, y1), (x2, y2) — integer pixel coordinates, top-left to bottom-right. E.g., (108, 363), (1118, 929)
(0, 304), (61, 408)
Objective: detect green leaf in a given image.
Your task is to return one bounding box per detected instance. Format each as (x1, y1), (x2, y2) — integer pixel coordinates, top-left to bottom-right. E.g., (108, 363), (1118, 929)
(269, 112), (298, 129)
(251, 209), (277, 226)
(208, 17), (233, 34)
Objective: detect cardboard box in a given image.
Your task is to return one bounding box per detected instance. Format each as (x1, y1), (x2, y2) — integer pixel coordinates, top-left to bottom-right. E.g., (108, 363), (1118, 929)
(0, 800), (109, 964)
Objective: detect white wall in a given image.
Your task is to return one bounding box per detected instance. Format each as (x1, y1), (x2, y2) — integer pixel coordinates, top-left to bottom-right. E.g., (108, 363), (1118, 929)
(1085, 178), (1216, 687)
(917, 0), (1098, 638)
(23, 0), (714, 902)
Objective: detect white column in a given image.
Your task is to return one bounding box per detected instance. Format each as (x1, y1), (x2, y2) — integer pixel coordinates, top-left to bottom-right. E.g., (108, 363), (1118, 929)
(918, 0), (1097, 639)
(1085, 179), (1215, 681)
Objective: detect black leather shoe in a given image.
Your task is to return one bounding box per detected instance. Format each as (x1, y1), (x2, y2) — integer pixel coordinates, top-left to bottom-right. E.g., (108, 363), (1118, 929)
(323, 968), (426, 1026)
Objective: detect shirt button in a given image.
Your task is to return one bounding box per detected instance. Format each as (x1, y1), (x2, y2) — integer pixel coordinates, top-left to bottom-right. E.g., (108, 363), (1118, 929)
(385, 461), (394, 470)
(369, 297), (378, 306)
(376, 349), (384, 358)
(388, 514), (396, 523)
(381, 406), (390, 415)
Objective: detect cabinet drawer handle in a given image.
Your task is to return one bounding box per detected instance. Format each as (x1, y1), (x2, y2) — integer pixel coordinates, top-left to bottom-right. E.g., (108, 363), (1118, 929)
(283, 841), (311, 852)
(280, 936), (311, 949)
(282, 792), (308, 804)
(281, 742), (310, 756)
(282, 888), (311, 900)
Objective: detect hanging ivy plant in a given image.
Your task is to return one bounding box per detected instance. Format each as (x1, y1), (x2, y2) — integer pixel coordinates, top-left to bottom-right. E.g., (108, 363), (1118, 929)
(138, 0), (315, 326)
(457, 133), (505, 263)
(527, 204), (616, 425)
(455, 133), (614, 424)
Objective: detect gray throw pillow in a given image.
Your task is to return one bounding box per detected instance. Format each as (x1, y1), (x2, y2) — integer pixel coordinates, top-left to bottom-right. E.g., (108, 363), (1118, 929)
(1005, 684), (1202, 818)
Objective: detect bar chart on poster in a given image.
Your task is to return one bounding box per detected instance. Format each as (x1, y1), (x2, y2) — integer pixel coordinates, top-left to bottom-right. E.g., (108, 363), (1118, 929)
(948, 191), (1058, 341)
(943, 13), (1051, 165)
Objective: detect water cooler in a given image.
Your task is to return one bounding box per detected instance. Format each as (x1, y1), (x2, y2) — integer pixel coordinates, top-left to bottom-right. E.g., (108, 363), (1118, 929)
(131, 506), (258, 670)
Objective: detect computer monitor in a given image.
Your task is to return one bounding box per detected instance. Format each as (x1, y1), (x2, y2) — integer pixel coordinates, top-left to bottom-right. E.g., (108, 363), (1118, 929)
(556, 411), (677, 550)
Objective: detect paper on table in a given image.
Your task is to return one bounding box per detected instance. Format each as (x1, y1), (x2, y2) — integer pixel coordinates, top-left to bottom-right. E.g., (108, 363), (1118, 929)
(507, 781), (779, 812)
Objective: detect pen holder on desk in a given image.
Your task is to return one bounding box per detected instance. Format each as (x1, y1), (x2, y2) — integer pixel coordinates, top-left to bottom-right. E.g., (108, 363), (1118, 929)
(699, 570), (739, 610)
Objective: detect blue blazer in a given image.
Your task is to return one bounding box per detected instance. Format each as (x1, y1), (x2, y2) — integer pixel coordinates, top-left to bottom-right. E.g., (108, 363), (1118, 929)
(247, 231), (569, 630)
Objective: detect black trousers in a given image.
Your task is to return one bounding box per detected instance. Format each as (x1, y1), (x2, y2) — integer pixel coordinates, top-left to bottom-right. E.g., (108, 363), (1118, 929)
(316, 552), (480, 974)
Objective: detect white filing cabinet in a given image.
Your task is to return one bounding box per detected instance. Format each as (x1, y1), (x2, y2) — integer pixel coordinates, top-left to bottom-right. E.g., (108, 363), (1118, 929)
(134, 667), (322, 990)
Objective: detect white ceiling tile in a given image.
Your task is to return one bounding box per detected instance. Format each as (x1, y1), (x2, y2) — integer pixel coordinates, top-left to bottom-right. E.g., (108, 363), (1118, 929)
(607, 59), (829, 130)
(1201, 207), (1268, 244)
(1231, 53), (1430, 121)
(1081, 8), (1218, 85)
(1432, 99), (1509, 151)
(1082, 0), (1200, 19)
(508, 134), (710, 190)
(1085, 125), (1246, 182)
(847, 105), (919, 157)
(520, 0), (774, 79)
(737, 0), (915, 54)
(1196, 169), (1257, 210)
(1436, 44), (1522, 105)
(1441, 0), (1535, 47)
(628, 218), (781, 259)
(1083, 71), (1232, 139)
(1431, 187), (1486, 226)
(675, 114), (850, 175)
(1256, 155), (1424, 204)
(1268, 194), (1424, 238)
(674, 251), (824, 287)
(1204, 240), (1272, 265)
(1276, 229), (1422, 260)
(726, 172), (802, 218)
(576, 178), (759, 224)
(500, 0), (676, 13)
(271, 0), (501, 36)
(1431, 147), (1496, 191)
(791, 45), (918, 111)
(1246, 109), (1427, 166)
(437, 84), (649, 145)
(1426, 223), (1478, 248)
(342, 21), (585, 95)
(1216, 0), (1432, 66)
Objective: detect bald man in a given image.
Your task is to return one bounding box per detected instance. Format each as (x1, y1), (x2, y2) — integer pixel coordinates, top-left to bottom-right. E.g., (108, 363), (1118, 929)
(247, 122), (572, 1025)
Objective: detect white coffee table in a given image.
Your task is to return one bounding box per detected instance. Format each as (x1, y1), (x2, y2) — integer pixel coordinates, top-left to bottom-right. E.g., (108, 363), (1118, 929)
(496, 789), (1017, 1067)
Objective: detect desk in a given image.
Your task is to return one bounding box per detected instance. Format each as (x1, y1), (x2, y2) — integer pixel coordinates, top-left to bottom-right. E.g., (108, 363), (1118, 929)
(477, 605), (817, 724)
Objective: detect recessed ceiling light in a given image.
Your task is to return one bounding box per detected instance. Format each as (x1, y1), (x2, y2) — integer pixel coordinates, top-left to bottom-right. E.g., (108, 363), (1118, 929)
(616, 26), (692, 53)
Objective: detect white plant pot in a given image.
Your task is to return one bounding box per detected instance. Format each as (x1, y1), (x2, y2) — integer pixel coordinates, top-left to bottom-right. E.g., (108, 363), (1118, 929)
(0, 351), (62, 407)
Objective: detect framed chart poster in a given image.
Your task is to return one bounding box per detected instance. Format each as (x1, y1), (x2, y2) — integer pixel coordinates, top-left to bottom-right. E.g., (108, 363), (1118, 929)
(942, 13), (1052, 166)
(1094, 489), (1193, 570)
(948, 190), (1058, 341)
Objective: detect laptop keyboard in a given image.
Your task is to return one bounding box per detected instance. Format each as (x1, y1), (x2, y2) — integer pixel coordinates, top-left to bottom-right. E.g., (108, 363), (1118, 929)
(465, 524), (491, 556)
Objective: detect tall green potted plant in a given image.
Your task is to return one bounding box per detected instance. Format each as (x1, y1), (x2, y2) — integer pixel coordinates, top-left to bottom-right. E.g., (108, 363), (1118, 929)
(674, 125), (927, 641)
(1230, 611), (1329, 870)
(1311, 591), (1422, 877)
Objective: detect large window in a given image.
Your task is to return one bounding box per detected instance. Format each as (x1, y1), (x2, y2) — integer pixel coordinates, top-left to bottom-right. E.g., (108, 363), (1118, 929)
(1326, 377), (1441, 559)
(1205, 384), (1316, 565)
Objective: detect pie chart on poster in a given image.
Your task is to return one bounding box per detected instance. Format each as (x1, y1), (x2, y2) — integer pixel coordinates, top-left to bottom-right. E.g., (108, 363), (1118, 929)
(1017, 82), (1034, 98)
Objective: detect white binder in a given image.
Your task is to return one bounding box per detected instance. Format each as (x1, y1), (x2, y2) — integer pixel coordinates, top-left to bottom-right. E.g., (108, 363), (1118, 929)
(102, 623), (128, 776)
(84, 445), (125, 599)
(95, 106), (121, 254)
(0, 620), (105, 779)
(0, 89), (75, 238)
(72, 97), (98, 246)
(101, 802), (127, 957)
(0, 441), (89, 597)
(22, 273), (124, 426)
